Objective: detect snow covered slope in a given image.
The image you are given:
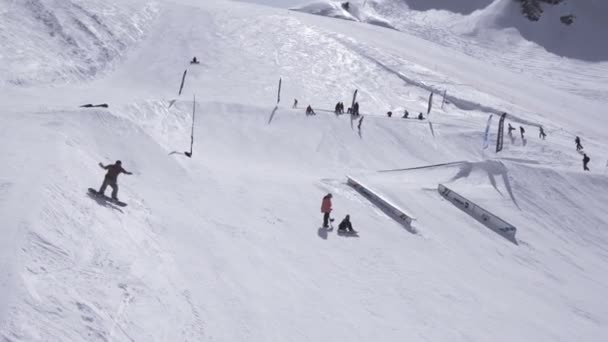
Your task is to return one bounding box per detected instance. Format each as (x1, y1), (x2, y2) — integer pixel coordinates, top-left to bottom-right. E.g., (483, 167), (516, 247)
(291, 0), (396, 29)
(1, 0), (607, 341)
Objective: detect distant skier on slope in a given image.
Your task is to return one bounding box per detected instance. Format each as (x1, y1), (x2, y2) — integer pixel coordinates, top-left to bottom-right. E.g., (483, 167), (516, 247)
(520, 126), (525, 139)
(338, 215), (356, 233)
(293, 99), (298, 109)
(575, 136), (583, 151)
(321, 193), (333, 228)
(387, 111), (392, 118)
(418, 112), (424, 120)
(539, 126), (546, 140)
(583, 153), (590, 171)
(97, 160), (132, 200)
(402, 110), (409, 119)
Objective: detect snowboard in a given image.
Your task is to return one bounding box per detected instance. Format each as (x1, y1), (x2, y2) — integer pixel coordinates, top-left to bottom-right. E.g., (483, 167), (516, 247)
(337, 229), (359, 237)
(88, 188), (127, 207)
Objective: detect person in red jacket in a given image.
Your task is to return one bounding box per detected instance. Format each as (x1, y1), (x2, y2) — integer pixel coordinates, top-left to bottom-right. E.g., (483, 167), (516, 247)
(321, 193), (333, 228)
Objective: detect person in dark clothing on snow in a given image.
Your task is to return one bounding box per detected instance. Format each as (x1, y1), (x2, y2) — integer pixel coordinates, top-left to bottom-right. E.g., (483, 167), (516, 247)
(520, 126), (525, 139)
(575, 136), (583, 151)
(402, 110), (409, 119)
(387, 111), (392, 118)
(418, 112), (424, 120)
(292, 99), (298, 109)
(508, 123), (515, 136)
(539, 126), (546, 140)
(190, 57), (199, 64)
(353, 102), (360, 116)
(306, 105), (316, 116)
(583, 154), (590, 171)
(321, 193), (333, 228)
(338, 215), (356, 233)
(98, 160), (132, 200)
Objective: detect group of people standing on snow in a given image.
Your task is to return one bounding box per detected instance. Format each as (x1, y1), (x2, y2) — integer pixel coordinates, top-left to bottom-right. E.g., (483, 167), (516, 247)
(507, 121), (592, 171)
(321, 193), (356, 234)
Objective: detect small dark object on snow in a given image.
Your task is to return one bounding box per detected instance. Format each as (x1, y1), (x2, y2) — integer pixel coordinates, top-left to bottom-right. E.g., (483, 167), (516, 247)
(402, 110), (409, 119)
(190, 56), (200, 64)
(560, 14), (575, 26)
(341, 2), (349, 11)
(293, 99), (298, 109)
(418, 112), (424, 120)
(80, 103), (109, 108)
(387, 111), (392, 118)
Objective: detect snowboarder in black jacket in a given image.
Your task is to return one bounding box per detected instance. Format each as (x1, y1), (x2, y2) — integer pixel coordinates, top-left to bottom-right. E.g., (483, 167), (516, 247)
(583, 153), (590, 171)
(98, 160), (132, 200)
(338, 215), (355, 233)
(520, 126), (525, 139)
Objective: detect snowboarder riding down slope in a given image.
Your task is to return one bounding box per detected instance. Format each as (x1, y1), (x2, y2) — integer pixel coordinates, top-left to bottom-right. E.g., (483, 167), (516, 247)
(98, 160), (132, 200)
(321, 193), (333, 228)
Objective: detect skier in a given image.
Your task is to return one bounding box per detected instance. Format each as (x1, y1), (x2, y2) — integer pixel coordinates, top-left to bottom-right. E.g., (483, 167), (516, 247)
(387, 111), (392, 118)
(306, 105), (316, 116)
(353, 102), (360, 116)
(292, 99), (298, 109)
(539, 126), (546, 140)
(583, 153), (590, 171)
(321, 193), (333, 228)
(402, 110), (409, 119)
(575, 136), (583, 151)
(418, 112), (424, 120)
(334, 102), (341, 115)
(190, 56), (199, 64)
(98, 160), (132, 200)
(338, 215), (356, 233)
(520, 126), (525, 139)
(340, 102), (344, 114)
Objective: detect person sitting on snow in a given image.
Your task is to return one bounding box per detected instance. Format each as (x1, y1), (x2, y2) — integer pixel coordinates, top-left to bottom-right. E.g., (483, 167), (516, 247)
(306, 105), (316, 116)
(338, 215), (356, 233)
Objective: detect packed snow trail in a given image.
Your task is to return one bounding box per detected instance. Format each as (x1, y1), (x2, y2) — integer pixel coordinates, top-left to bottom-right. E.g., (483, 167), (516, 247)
(1, 0), (608, 341)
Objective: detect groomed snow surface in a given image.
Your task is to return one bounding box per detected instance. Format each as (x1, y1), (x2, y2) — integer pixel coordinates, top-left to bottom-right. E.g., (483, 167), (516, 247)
(1, 0), (607, 341)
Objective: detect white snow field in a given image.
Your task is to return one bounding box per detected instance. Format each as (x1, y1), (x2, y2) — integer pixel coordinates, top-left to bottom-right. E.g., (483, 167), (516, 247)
(1, 0), (608, 341)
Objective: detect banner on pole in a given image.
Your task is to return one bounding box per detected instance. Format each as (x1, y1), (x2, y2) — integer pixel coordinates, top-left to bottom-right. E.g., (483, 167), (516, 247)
(483, 114), (493, 150)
